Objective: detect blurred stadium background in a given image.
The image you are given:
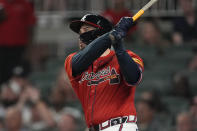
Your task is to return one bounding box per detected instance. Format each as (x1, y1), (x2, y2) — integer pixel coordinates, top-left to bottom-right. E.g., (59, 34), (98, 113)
(0, 0), (197, 131)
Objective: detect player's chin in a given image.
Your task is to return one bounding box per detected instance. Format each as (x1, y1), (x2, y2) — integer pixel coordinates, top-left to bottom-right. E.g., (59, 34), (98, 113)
(79, 42), (87, 50)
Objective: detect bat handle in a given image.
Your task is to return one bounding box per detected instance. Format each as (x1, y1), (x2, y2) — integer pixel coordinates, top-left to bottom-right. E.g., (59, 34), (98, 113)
(132, 9), (144, 22)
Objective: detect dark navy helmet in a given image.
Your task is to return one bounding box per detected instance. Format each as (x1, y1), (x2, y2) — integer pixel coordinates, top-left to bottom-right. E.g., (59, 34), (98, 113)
(69, 14), (113, 34)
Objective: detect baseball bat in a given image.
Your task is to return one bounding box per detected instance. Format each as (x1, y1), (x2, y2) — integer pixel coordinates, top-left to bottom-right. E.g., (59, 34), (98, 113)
(132, 0), (158, 22)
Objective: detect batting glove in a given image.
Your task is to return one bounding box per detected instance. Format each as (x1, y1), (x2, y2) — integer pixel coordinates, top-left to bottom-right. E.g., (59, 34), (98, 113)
(110, 17), (134, 42)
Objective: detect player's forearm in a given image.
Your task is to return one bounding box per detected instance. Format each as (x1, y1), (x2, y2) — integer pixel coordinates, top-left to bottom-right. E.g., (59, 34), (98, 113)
(113, 42), (141, 85)
(72, 33), (111, 76)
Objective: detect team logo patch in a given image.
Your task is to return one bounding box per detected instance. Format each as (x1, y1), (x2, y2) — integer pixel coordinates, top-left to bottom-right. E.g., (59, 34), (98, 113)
(132, 58), (143, 68)
(80, 66), (120, 86)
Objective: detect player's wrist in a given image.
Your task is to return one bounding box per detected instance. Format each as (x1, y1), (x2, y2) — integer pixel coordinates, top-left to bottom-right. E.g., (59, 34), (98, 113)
(109, 29), (124, 43)
(109, 17), (134, 42)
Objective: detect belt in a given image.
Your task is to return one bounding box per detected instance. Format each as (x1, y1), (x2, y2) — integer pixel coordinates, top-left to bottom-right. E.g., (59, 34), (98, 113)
(89, 115), (137, 131)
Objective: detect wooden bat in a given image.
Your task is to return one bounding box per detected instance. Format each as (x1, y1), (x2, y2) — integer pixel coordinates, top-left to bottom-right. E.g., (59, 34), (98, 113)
(132, 0), (158, 22)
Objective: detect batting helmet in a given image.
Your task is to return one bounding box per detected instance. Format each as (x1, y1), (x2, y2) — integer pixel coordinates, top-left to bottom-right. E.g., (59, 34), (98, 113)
(69, 14), (113, 34)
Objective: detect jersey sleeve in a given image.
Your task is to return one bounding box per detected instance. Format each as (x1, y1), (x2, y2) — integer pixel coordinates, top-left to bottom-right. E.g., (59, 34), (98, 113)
(65, 53), (81, 81)
(127, 50), (144, 72)
(124, 50), (144, 86)
(65, 53), (83, 98)
(65, 52), (84, 88)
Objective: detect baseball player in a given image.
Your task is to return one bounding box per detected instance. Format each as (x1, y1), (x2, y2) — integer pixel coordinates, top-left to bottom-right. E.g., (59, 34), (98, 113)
(65, 14), (144, 131)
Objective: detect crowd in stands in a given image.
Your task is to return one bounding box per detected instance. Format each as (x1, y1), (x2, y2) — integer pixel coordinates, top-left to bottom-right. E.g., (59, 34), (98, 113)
(0, 65), (82, 131)
(0, 0), (197, 131)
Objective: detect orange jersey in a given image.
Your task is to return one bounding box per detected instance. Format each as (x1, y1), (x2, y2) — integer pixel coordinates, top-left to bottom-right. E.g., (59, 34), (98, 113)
(65, 50), (144, 127)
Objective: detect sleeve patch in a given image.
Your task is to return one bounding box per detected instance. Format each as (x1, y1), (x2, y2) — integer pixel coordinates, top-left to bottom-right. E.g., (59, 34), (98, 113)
(132, 58), (143, 68)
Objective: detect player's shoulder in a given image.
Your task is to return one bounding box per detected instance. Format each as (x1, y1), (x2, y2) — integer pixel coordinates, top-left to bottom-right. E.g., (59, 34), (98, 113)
(126, 50), (140, 57)
(126, 50), (143, 62)
(64, 52), (77, 72)
(67, 52), (77, 58)
(65, 52), (77, 62)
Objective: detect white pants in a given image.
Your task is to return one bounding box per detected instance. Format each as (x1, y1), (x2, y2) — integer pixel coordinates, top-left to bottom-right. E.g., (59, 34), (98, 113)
(101, 123), (138, 131)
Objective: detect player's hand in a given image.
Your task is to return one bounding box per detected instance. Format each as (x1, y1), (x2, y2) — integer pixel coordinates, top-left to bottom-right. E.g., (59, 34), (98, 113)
(110, 17), (134, 41)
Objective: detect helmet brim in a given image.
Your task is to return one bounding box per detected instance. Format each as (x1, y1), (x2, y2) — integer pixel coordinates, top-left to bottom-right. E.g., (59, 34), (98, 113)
(69, 20), (84, 34)
(69, 20), (103, 34)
